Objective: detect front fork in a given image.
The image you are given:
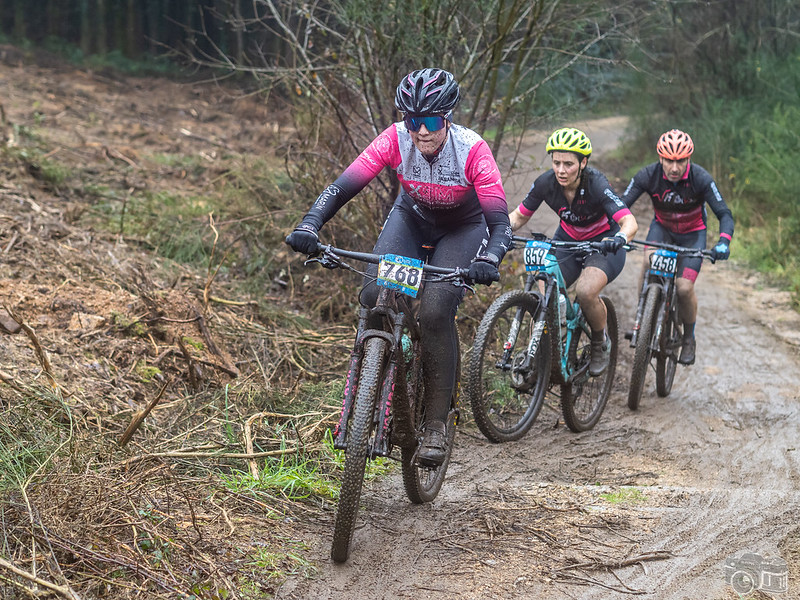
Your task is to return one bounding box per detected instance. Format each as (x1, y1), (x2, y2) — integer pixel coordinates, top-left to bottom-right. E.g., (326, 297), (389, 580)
(333, 305), (411, 456)
(497, 301), (547, 386)
(332, 306), (369, 450)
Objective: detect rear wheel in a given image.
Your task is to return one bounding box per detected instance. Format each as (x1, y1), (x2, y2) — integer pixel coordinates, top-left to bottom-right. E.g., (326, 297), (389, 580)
(561, 296), (618, 432)
(330, 337), (385, 563)
(402, 330), (460, 503)
(656, 291), (682, 397)
(627, 286), (661, 410)
(467, 290), (550, 443)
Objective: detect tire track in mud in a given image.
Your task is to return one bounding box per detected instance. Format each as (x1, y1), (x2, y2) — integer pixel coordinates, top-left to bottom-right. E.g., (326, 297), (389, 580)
(276, 118), (800, 600)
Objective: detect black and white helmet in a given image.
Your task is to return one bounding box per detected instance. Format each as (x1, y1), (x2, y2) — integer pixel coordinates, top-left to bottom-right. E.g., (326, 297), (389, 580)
(394, 68), (460, 115)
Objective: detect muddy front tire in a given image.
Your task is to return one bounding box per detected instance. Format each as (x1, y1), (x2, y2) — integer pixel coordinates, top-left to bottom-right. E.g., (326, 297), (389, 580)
(467, 290), (550, 443)
(627, 286), (661, 411)
(330, 337), (385, 563)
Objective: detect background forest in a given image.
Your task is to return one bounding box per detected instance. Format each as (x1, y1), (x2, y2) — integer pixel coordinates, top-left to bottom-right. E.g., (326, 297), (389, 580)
(2, 0), (797, 295)
(0, 1), (798, 598)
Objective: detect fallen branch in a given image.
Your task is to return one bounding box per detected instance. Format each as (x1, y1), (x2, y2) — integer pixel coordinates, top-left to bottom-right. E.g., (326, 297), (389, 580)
(209, 296), (258, 307)
(0, 556), (82, 600)
(0, 369), (26, 393)
(118, 379), (171, 447)
(553, 550), (674, 572)
(179, 127), (232, 150)
(553, 570), (645, 594)
(244, 412), (267, 479)
(5, 308), (58, 391)
(126, 448), (299, 464)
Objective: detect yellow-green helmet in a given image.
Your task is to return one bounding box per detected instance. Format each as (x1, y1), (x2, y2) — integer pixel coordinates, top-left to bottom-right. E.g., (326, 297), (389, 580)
(546, 127), (592, 157)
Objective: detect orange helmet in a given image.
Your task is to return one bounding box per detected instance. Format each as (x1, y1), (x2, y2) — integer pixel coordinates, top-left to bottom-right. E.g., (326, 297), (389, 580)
(656, 129), (694, 160)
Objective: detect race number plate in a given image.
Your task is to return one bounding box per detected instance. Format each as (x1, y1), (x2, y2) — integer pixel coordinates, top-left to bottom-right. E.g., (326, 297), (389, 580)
(524, 240), (552, 271)
(649, 249), (678, 278)
(378, 254), (423, 298)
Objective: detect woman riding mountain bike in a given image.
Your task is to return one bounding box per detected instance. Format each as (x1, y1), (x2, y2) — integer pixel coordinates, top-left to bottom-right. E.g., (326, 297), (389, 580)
(508, 127), (638, 376)
(286, 67), (511, 467)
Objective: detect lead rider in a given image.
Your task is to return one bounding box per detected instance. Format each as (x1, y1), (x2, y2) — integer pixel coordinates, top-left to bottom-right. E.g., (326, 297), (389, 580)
(286, 68), (511, 466)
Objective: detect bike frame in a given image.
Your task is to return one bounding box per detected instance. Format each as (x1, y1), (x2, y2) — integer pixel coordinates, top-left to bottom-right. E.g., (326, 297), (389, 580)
(521, 257), (587, 384)
(319, 244), (468, 458)
(513, 235), (598, 385)
(630, 259), (676, 355)
(629, 240), (714, 353)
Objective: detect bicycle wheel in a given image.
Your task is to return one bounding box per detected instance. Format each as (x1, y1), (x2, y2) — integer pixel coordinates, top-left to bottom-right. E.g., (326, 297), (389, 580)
(560, 296), (618, 432)
(330, 336), (386, 563)
(656, 294), (682, 397)
(401, 330), (460, 503)
(627, 286), (662, 411)
(466, 289), (551, 443)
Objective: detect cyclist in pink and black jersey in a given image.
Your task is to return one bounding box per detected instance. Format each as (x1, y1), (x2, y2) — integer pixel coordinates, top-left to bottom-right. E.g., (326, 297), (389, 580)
(621, 129), (734, 365)
(509, 127), (638, 377)
(287, 68), (512, 466)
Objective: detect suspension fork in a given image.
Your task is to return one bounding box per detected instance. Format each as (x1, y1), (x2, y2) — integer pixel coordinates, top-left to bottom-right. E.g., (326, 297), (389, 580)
(653, 279), (676, 354)
(332, 306), (369, 449)
(630, 273), (653, 346)
(521, 275), (553, 363)
(374, 308), (415, 456)
(546, 277), (576, 381)
(495, 274), (544, 370)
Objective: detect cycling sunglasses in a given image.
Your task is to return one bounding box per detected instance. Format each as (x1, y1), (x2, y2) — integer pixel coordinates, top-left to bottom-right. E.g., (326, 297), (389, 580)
(403, 114), (451, 132)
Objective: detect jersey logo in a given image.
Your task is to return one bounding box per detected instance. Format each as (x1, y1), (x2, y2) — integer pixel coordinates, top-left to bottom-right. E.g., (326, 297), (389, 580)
(660, 190), (688, 205)
(604, 188), (625, 207)
(313, 184), (342, 211)
(438, 168), (461, 184)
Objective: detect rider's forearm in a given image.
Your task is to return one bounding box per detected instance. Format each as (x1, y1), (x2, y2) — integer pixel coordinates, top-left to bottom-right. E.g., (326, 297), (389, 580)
(617, 213), (638, 242)
(508, 206), (531, 232)
(483, 208), (513, 263)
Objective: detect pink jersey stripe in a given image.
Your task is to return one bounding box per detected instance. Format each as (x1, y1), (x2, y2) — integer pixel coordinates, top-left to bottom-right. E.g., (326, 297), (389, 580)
(561, 219), (611, 240)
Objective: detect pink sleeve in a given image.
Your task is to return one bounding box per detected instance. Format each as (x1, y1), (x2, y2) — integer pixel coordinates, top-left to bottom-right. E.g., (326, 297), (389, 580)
(518, 203), (535, 217)
(611, 207), (633, 222)
(464, 140), (508, 214)
(339, 124), (402, 189)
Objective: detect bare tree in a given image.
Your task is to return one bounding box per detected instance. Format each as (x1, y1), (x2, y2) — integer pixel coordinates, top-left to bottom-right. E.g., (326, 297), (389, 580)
(185, 0), (646, 227)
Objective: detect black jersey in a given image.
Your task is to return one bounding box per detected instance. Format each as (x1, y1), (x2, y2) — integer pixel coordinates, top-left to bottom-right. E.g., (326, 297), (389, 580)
(518, 167), (631, 240)
(622, 162), (734, 240)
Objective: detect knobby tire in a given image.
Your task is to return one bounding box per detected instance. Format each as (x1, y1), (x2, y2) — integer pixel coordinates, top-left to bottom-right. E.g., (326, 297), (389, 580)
(656, 294), (682, 397)
(401, 328), (460, 503)
(561, 296), (618, 432)
(627, 286), (662, 411)
(330, 336), (386, 563)
(467, 290), (550, 443)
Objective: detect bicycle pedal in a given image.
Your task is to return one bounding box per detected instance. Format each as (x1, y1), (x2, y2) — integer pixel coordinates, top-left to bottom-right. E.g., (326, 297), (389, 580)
(624, 330), (634, 340)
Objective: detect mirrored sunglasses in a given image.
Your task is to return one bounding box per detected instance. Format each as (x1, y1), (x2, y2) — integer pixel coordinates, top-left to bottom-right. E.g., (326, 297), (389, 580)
(403, 114), (449, 132)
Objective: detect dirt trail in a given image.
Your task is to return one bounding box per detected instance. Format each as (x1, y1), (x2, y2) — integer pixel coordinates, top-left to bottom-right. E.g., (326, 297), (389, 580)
(277, 119), (800, 599)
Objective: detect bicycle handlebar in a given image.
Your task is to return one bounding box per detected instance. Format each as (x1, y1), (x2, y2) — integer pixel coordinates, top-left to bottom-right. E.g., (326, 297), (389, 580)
(311, 242), (472, 280)
(628, 238), (716, 263)
(510, 233), (627, 254)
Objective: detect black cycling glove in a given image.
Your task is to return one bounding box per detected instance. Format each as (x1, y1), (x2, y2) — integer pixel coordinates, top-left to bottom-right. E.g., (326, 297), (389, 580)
(468, 256), (500, 286)
(285, 222), (320, 255)
(601, 232), (626, 254)
(711, 238), (730, 261)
